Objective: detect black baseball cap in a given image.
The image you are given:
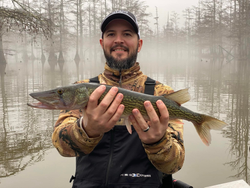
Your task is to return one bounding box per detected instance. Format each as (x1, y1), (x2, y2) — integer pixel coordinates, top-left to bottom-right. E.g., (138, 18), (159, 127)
(100, 10), (140, 38)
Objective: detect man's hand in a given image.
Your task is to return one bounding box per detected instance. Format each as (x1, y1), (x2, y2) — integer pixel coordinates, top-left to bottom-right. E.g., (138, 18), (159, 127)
(129, 100), (169, 144)
(83, 85), (124, 138)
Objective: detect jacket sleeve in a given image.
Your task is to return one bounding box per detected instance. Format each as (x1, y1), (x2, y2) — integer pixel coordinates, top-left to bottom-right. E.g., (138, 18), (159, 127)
(52, 78), (103, 157)
(52, 109), (103, 157)
(142, 122), (185, 174)
(142, 82), (185, 174)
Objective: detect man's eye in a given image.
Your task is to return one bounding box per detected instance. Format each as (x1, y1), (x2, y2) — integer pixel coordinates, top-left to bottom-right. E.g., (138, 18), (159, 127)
(124, 33), (132, 36)
(107, 33), (114, 36)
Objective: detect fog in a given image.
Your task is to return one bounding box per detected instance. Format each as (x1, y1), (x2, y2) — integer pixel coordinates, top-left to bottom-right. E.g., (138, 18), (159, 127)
(0, 0), (250, 187)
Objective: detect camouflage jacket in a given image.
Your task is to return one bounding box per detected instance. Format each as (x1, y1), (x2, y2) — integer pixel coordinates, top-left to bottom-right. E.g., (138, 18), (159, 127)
(52, 62), (185, 174)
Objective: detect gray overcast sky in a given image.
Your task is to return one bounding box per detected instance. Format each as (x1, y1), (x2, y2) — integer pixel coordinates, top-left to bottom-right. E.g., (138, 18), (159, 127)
(146, 0), (199, 30)
(2, 0), (199, 32)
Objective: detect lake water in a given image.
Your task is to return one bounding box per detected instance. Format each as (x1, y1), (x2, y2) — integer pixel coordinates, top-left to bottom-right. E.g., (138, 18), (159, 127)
(0, 56), (249, 187)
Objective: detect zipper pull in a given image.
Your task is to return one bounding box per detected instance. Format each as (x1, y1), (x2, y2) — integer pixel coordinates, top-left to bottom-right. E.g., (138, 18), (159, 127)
(119, 69), (122, 87)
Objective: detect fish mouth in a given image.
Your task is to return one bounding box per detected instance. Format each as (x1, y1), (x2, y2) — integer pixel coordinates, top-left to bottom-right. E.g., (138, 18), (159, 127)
(27, 90), (66, 110)
(27, 101), (58, 109)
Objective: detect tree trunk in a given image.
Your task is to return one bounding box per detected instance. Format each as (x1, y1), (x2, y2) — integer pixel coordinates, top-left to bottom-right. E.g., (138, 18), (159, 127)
(0, 33), (7, 76)
(58, 0), (65, 72)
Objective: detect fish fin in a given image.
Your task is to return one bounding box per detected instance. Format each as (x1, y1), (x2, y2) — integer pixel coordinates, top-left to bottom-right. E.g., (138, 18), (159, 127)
(125, 117), (132, 134)
(193, 115), (227, 146)
(163, 88), (190, 105)
(169, 119), (184, 125)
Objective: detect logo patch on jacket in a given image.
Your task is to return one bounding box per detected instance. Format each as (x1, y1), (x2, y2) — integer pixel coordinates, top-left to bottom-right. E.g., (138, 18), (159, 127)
(120, 173), (151, 178)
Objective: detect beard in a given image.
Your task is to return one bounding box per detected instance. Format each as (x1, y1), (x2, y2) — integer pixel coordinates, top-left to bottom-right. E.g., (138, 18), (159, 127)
(103, 45), (138, 70)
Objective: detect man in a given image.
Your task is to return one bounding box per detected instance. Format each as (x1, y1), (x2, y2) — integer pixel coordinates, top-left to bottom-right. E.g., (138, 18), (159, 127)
(52, 10), (185, 188)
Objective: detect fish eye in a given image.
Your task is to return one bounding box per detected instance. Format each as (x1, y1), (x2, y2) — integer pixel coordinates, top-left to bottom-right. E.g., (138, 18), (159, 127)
(57, 89), (63, 95)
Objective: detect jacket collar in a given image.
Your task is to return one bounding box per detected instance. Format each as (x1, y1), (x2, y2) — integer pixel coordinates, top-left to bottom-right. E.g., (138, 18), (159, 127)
(103, 62), (142, 83)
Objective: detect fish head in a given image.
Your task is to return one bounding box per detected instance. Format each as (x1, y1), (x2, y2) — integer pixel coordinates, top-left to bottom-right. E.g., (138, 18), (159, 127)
(27, 85), (89, 110)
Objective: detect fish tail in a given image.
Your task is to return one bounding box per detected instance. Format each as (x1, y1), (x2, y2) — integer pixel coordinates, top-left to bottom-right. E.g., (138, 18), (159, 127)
(125, 117), (132, 134)
(193, 115), (227, 146)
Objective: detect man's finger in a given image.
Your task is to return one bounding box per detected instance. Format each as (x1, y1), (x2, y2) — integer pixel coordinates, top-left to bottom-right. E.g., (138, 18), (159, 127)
(97, 87), (119, 114)
(105, 93), (124, 118)
(131, 109), (149, 133)
(87, 85), (106, 109)
(144, 101), (159, 125)
(129, 114), (141, 133)
(108, 104), (125, 125)
(156, 100), (169, 125)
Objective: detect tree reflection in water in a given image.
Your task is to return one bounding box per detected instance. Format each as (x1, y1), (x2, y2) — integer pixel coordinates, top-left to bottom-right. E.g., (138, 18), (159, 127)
(0, 57), (249, 185)
(193, 57), (250, 184)
(223, 58), (250, 183)
(0, 65), (56, 178)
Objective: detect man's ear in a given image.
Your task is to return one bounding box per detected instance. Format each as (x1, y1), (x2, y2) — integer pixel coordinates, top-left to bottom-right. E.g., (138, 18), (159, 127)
(137, 39), (143, 52)
(100, 38), (104, 49)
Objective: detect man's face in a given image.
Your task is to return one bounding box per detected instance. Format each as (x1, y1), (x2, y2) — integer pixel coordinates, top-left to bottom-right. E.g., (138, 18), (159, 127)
(100, 19), (143, 70)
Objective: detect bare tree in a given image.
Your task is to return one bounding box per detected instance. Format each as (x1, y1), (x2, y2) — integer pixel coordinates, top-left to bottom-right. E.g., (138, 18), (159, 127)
(0, 0), (52, 76)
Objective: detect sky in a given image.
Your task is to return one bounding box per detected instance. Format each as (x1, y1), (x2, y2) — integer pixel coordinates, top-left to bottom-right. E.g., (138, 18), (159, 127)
(145, 0), (200, 30)
(1, 0), (200, 35)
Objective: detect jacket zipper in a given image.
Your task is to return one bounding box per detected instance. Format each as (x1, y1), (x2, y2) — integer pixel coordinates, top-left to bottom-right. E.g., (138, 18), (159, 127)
(105, 128), (115, 186)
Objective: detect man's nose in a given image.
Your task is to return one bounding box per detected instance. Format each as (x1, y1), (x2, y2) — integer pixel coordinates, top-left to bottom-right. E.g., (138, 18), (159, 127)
(114, 34), (124, 44)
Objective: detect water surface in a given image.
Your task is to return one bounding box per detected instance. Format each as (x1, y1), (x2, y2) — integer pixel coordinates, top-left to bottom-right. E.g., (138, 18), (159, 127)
(0, 57), (249, 187)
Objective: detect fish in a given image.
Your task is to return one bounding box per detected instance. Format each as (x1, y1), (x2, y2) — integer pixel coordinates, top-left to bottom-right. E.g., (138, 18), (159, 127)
(27, 82), (227, 146)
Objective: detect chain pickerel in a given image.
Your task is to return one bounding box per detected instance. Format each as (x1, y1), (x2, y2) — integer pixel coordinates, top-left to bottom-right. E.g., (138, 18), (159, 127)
(27, 82), (227, 146)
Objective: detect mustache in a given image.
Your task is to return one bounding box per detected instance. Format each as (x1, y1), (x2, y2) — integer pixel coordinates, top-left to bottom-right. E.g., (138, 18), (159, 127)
(110, 45), (129, 51)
